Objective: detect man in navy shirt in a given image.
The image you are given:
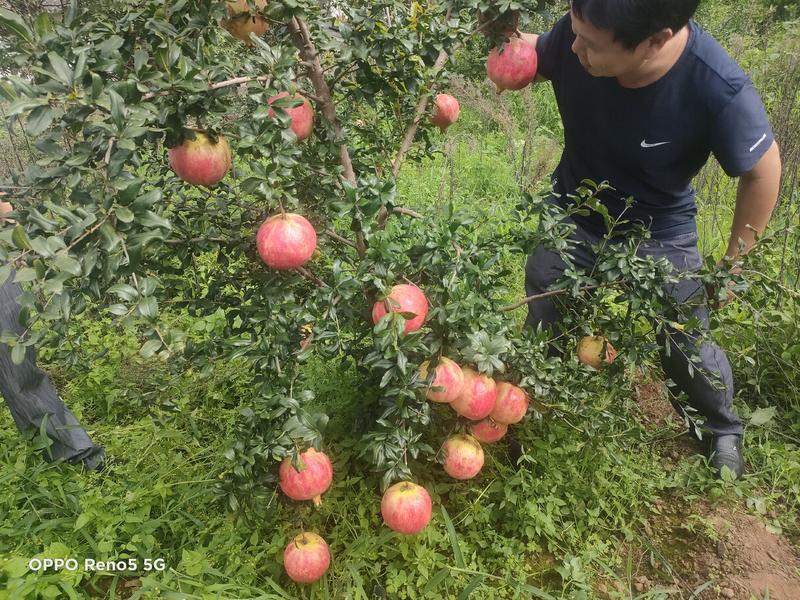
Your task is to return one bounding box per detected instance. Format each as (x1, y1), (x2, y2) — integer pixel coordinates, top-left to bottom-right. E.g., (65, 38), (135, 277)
(520, 0), (782, 477)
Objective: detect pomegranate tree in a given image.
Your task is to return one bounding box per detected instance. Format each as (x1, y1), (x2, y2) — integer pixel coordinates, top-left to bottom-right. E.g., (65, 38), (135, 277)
(279, 448), (333, 506)
(256, 213), (318, 270)
(283, 532), (331, 584)
(486, 36), (538, 92)
(167, 132), (231, 187)
(380, 481), (433, 535)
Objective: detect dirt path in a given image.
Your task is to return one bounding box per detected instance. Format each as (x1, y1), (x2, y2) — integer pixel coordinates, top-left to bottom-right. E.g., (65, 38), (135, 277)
(614, 375), (800, 599)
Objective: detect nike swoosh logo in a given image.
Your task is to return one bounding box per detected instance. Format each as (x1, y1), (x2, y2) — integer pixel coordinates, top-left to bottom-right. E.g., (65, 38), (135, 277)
(641, 140), (671, 148)
(749, 133), (767, 152)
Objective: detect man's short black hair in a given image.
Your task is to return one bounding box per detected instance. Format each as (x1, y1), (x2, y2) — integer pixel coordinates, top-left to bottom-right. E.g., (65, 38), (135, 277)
(571, 0), (700, 49)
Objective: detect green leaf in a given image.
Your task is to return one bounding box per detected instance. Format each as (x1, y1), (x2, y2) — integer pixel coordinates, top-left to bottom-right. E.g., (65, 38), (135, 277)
(13, 268), (38, 283)
(2, 556), (30, 578)
(136, 297), (158, 317)
(53, 254), (81, 276)
(11, 225), (31, 250)
(108, 283), (139, 301)
(0, 263), (11, 286)
(114, 206), (134, 223)
(422, 568), (451, 595)
(73, 513), (91, 531)
(109, 304), (129, 316)
(109, 89), (125, 130)
(139, 211), (171, 230)
(750, 406), (776, 427)
(26, 105), (54, 136)
(11, 343), (25, 365)
(440, 506), (465, 568)
(48, 52), (73, 85)
(98, 35), (124, 57)
(0, 8), (33, 43)
(457, 575), (484, 600)
(139, 339), (162, 358)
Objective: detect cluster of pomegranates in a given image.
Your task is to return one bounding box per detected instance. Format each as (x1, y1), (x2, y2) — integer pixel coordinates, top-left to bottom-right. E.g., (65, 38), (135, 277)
(164, 8), (590, 587)
(275, 282), (616, 585)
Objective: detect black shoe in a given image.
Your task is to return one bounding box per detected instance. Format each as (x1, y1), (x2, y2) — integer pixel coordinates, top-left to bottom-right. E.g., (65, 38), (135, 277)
(707, 434), (745, 479)
(68, 447), (106, 472)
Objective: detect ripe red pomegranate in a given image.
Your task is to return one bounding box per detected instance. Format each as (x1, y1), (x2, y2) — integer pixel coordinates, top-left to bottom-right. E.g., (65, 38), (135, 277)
(380, 481), (432, 535)
(371, 283), (429, 334)
(268, 92), (315, 141)
(283, 532), (330, 584)
(221, 0), (268, 46)
(449, 367), (497, 420)
(577, 335), (618, 369)
(430, 93), (460, 131)
(490, 382), (529, 424)
(419, 357), (464, 403)
(278, 448), (333, 506)
(168, 132), (231, 187)
(486, 36), (538, 93)
(256, 213), (317, 270)
(442, 434), (484, 480)
(469, 418), (508, 444)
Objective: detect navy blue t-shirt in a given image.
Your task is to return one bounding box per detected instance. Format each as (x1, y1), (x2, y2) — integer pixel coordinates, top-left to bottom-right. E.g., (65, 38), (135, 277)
(536, 13), (774, 239)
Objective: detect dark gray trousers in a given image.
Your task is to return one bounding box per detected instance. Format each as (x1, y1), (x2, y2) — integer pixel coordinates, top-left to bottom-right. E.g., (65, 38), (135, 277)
(0, 275), (104, 468)
(524, 221), (743, 437)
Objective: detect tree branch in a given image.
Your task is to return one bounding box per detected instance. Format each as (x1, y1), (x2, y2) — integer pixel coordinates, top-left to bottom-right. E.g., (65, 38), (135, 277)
(324, 228), (357, 249)
(287, 16), (365, 257)
(296, 266), (328, 288)
(141, 75), (273, 100)
(391, 48), (450, 178)
(499, 282), (622, 312)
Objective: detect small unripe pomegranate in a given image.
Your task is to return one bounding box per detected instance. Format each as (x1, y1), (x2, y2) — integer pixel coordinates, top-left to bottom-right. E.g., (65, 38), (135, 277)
(419, 357), (464, 403)
(442, 434), (485, 480)
(268, 92), (315, 141)
(430, 93), (460, 131)
(278, 448), (333, 506)
(221, 0), (268, 46)
(469, 418), (508, 443)
(283, 532), (330, 584)
(256, 213), (317, 270)
(486, 36), (538, 93)
(450, 367), (497, 420)
(371, 284), (429, 334)
(491, 382), (529, 424)
(168, 132), (231, 187)
(381, 481), (433, 535)
(577, 335), (618, 369)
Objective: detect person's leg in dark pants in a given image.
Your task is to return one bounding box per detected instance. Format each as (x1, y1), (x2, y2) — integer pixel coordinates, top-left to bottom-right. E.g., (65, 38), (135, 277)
(638, 233), (744, 476)
(524, 223), (599, 332)
(0, 275), (105, 470)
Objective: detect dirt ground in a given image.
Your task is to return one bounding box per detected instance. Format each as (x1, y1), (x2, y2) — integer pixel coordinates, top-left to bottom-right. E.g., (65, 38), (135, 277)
(612, 374), (800, 600)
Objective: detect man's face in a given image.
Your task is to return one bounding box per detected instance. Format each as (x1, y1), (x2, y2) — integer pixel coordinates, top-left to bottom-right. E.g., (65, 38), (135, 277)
(569, 10), (651, 78)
